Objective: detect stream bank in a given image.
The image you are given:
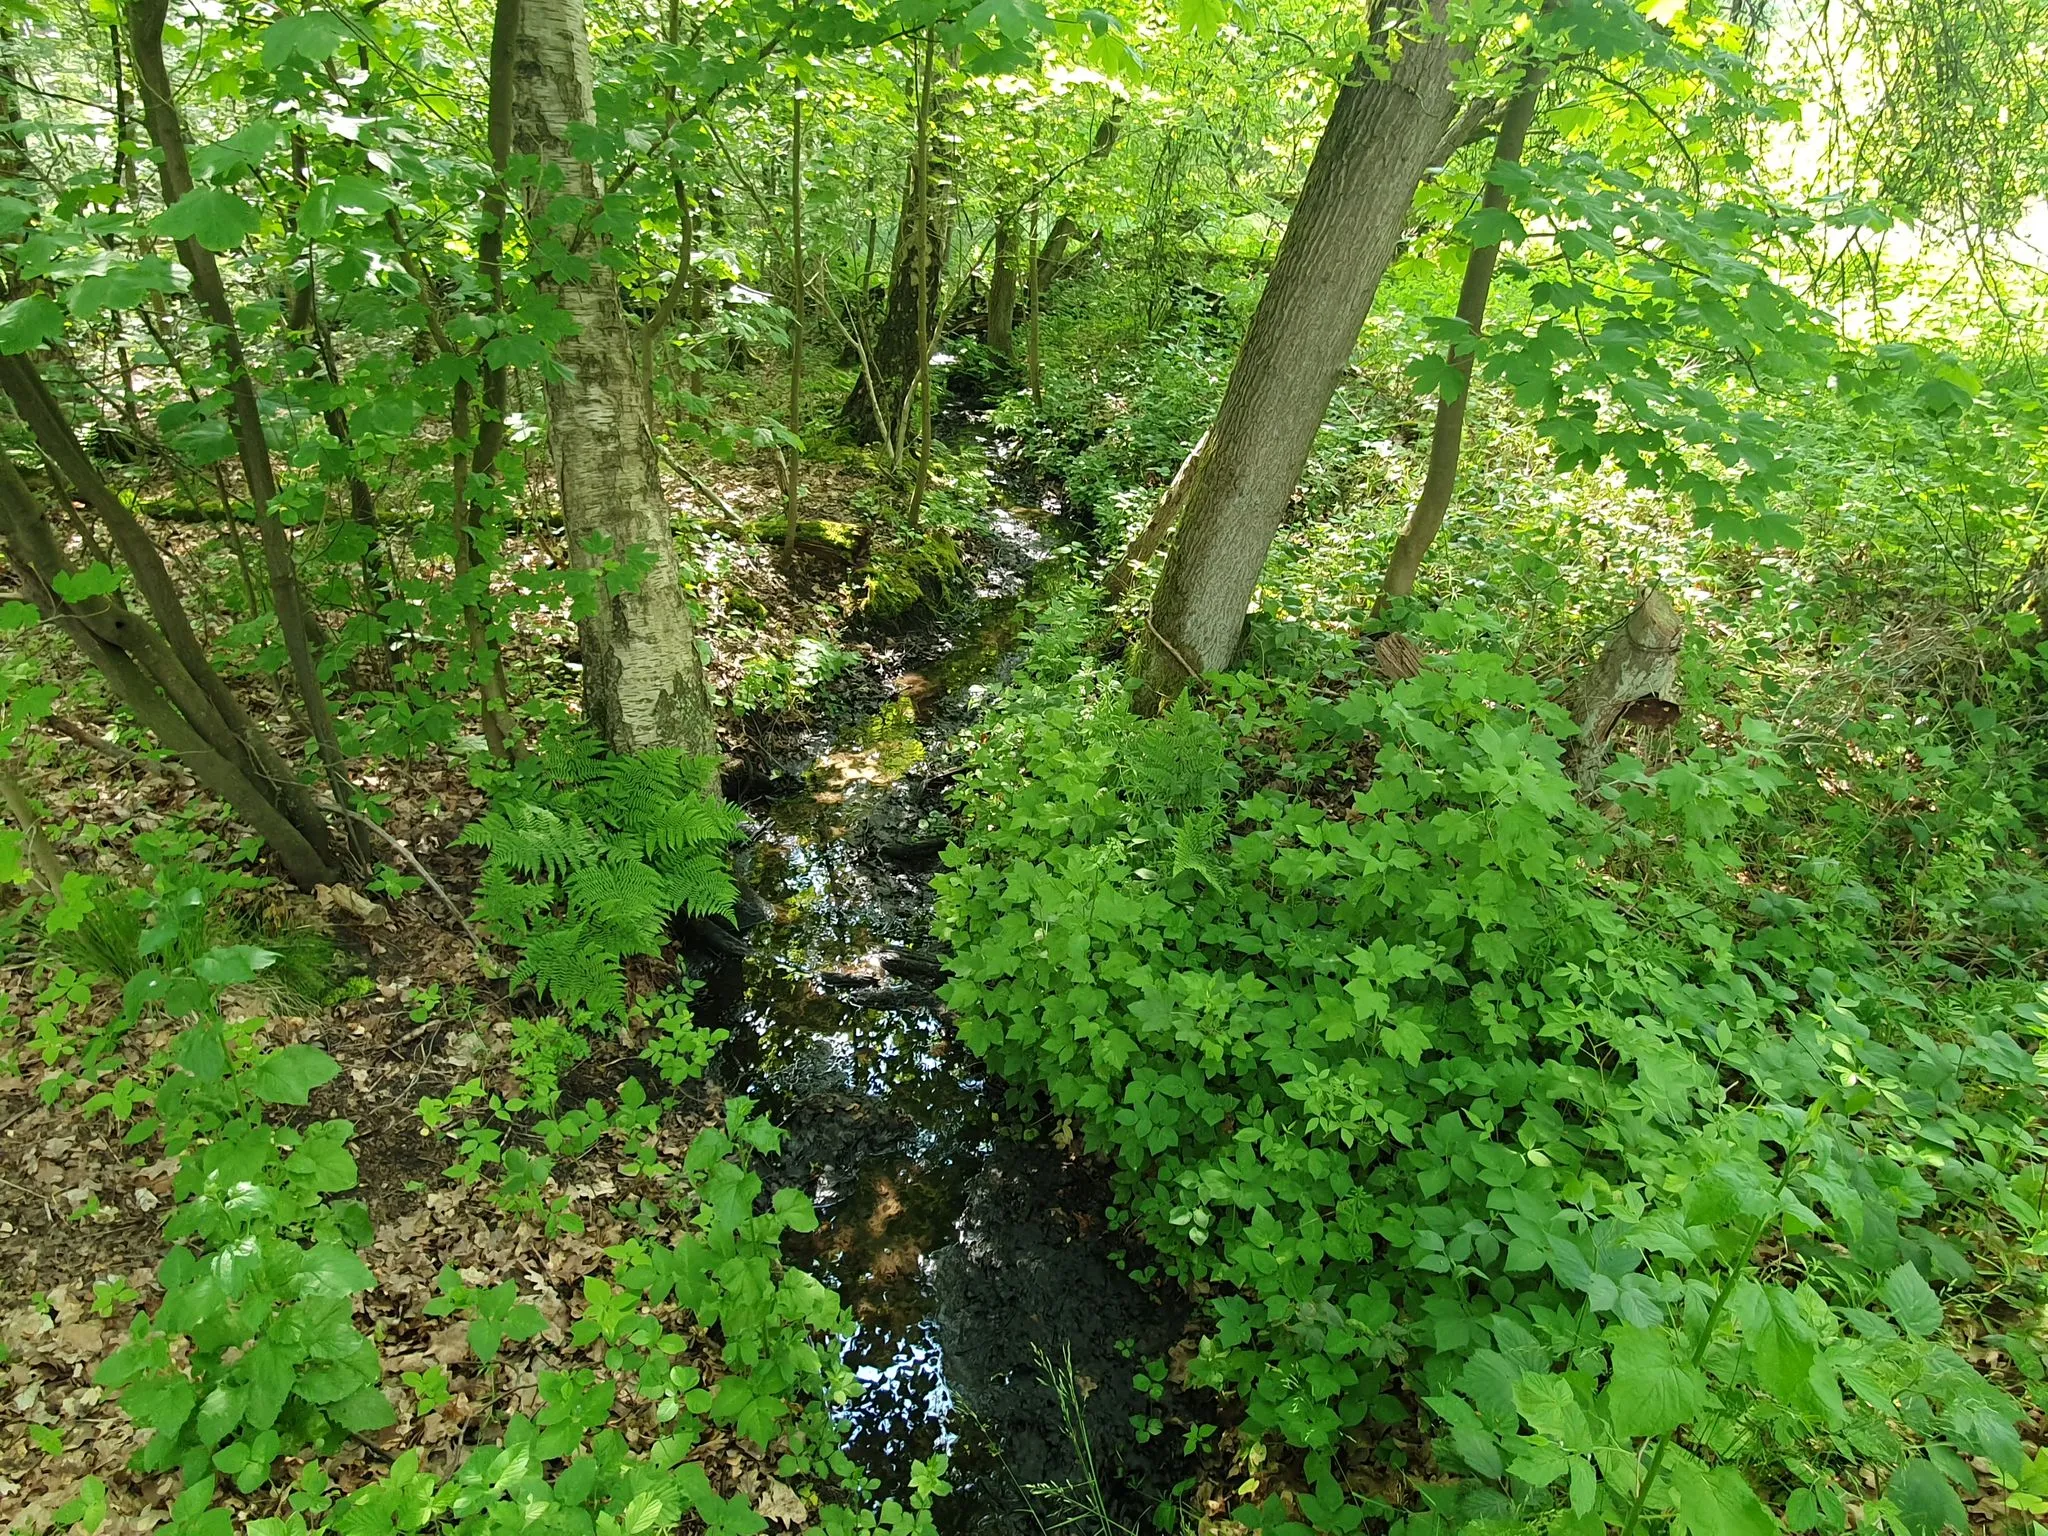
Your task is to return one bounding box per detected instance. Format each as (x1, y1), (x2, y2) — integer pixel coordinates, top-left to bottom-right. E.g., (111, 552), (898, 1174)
(696, 450), (1194, 1533)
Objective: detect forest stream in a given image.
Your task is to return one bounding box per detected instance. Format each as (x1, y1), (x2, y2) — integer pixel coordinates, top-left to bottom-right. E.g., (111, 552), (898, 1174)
(695, 437), (1190, 1533)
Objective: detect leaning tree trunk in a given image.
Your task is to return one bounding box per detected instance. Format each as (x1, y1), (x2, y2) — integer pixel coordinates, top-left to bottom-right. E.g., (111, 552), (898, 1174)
(508, 0), (718, 761)
(839, 73), (953, 445)
(1376, 66), (1546, 610)
(1560, 589), (1683, 791)
(1134, 8), (1461, 705)
(1103, 431), (1208, 600)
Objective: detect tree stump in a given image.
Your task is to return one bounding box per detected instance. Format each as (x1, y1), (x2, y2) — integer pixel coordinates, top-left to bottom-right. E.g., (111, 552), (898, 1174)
(1562, 589), (1684, 792)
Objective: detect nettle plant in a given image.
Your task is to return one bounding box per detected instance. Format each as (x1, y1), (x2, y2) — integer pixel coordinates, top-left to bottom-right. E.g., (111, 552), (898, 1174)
(935, 596), (2045, 1532)
(459, 738), (742, 1020)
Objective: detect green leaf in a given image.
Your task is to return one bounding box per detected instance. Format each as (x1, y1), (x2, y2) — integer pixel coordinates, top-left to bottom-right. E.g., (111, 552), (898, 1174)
(1881, 1262), (1943, 1337)
(52, 1475), (107, 1533)
(194, 945), (279, 986)
(248, 1044), (341, 1105)
(1886, 1458), (1968, 1536)
(0, 294), (64, 353)
(1669, 1460), (1777, 1536)
(65, 256), (180, 318)
(1602, 1326), (1706, 1439)
(0, 599), (39, 630)
(51, 563), (119, 603)
(327, 1384), (397, 1433)
(261, 11), (352, 66)
(1741, 1285), (1819, 1411)
(151, 188), (262, 252)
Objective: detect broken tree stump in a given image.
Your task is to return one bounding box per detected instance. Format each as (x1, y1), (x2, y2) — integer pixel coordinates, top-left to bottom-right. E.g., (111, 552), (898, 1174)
(1561, 589), (1684, 792)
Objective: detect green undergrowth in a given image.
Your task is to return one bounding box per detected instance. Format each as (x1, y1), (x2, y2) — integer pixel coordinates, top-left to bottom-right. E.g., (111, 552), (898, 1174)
(25, 863), (946, 1536)
(934, 589), (2048, 1534)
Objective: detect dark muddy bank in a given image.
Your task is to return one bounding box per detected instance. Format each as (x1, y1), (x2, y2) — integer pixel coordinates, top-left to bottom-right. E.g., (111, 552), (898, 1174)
(695, 458), (1193, 1532)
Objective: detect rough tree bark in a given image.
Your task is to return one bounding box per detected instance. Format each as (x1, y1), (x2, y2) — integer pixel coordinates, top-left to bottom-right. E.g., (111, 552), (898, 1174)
(508, 0), (718, 760)
(781, 88), (805, 566)
(1134, 5), (1462, 705)
(1560, 589), (1684, 791)
(1376, 66), (1546, 610)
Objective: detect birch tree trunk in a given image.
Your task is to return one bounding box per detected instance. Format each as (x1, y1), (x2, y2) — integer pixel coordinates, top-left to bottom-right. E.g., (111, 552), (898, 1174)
(509, 0), (718, 761)
(1134, 4), (1461, 704)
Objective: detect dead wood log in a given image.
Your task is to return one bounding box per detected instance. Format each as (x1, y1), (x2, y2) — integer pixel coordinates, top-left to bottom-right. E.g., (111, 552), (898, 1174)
(1562, 588), (1683, 792)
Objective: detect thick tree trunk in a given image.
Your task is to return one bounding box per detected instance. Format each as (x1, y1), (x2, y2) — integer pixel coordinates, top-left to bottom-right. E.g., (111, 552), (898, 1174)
(1377, 68), (1546, 610)
(1134, 14), (1460, 704)
(1560, 589), (1683, 791)
(509, 0), (718, 760)
(839, 68), (953, 445)
(987, 211), (1017, 357)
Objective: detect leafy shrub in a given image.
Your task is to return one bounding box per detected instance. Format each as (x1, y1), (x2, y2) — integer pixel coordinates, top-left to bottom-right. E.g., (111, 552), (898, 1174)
(460, 742), (741, 1020)
(936, 596), (2046, 1530)
(95, 946), (389, 1494)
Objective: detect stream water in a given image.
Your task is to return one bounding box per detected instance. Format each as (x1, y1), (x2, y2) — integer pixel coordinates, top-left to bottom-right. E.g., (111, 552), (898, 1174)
(698, 467), (1188, 1533)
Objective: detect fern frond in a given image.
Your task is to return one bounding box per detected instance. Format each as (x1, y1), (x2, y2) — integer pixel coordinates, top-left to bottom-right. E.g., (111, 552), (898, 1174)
(657, 850), (739, 919)
(510, 921), (625, 1017)
(564, 859), (672, 954)
(463, 803), (604, 881)
(472, 863), (556, 943)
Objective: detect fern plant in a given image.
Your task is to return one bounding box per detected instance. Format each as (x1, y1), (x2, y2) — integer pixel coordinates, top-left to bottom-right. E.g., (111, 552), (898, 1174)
(458, 746), (741, 1020)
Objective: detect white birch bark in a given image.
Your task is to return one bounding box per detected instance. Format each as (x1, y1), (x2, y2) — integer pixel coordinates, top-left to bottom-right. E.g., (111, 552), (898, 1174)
(511, 0), (718, 759)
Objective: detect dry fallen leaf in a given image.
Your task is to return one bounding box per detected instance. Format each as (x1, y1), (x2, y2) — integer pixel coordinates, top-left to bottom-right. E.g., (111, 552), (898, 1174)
(755, 1478), (808, 1529)
(315, 884), (392, 927)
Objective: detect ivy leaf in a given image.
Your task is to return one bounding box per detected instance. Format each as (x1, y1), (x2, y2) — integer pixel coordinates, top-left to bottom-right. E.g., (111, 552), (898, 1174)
(261, 11), (352, 66)
(248, 1043), (342, 1105)
(1881, 1262), (1943, 1337)
(1885, 1458), (1968, 1536)
(152, 188), (262, 252)
(0, 294), (64, 354)
(1669, 1460), (1777, 1536)
(1603, 1326), (1705, 1439)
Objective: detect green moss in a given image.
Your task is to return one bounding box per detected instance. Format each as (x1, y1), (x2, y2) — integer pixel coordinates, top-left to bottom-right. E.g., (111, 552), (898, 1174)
(861, 530), (967, 621)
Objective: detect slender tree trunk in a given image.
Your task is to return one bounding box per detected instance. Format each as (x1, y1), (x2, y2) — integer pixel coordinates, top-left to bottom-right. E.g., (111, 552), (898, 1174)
(0, 458), (337, 889)
(1376, 68), (1546, 611)
(1026, 204), (1042, 408)
(987, 210), (1017, 357)
(1134, 12), (1460, 705)
(839, 43), (953, 446)
(0, 764), (69, 895)
(508, 0), (718, 761)
(906, 30), (938, 522)
(128, 0), (361, 847)
(783, 89), (805, 566)
(0, 356), (338, 865)
(1103, 431), (1208, 599)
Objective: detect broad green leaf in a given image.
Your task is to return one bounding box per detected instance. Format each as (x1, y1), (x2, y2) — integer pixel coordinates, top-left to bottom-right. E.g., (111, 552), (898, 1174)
(1602, 1326), (1705, 1439)
(1669, 1460), (1777, 1536)
(248, 1044), (341, 1105)
(0, 600), (39, 630)
(1881, 1262), (1943, 1337)
(262, 11), (352, 66)
(52, 564), (119, 603)
(194, 944), (279, 986)
(1886, 1458), (1968, 1536)
(0, 294), (63, 353)
(151, 188), (262, 252)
